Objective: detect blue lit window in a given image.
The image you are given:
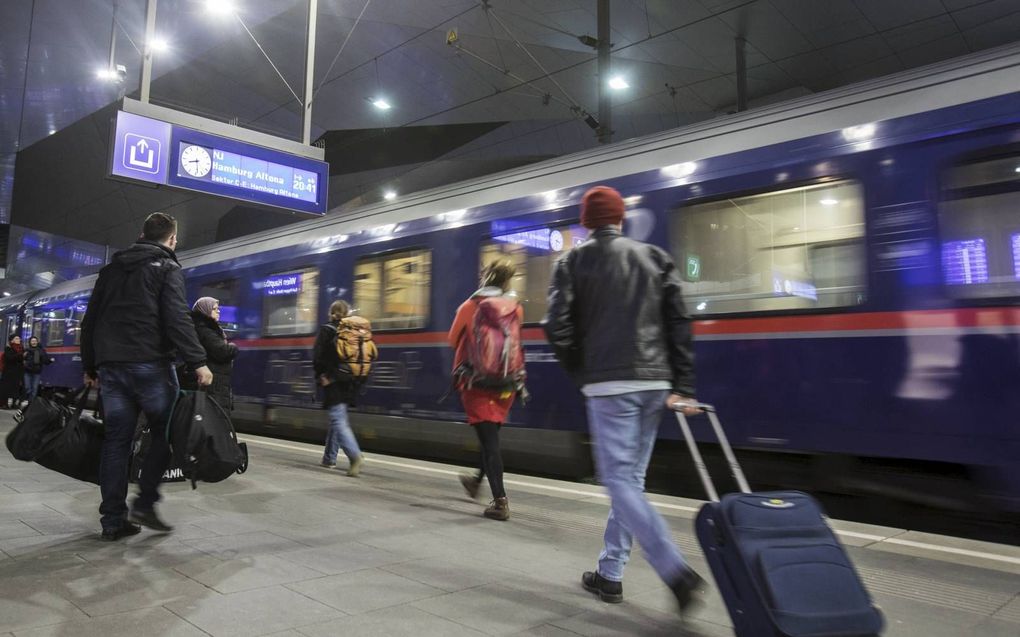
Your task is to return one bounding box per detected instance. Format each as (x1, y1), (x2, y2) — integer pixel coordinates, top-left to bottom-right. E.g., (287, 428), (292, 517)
(941, 239), (989, 285)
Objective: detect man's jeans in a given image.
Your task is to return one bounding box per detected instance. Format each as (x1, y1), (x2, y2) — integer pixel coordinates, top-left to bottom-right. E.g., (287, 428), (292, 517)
(24, 373), (41, 402)
(99, 362), (179, 531)
(323, 403), (360, 464)
(586, 389), (688, 584)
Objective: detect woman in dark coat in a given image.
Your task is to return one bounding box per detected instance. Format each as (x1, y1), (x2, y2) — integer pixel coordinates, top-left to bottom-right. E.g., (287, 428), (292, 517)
(1, 335), (25, 409)
(181, 297), (238, 409)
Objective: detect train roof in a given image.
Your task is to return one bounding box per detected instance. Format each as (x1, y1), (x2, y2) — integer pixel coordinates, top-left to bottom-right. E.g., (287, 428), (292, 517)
(17, 42), (1020, 309)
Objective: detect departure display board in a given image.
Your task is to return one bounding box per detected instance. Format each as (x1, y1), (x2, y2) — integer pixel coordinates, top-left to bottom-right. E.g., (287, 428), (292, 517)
(109, 110), (328, 215)
(1013, 233), (1020, 280)
(942, 238), (989, 285)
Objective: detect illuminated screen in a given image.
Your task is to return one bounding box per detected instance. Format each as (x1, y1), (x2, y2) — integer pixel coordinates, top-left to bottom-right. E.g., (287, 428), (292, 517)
(942, 238), (988, 285)
(218, 305), (238, 324)
(176, 143), (318, 204)
(1012, 233), (1020, 280)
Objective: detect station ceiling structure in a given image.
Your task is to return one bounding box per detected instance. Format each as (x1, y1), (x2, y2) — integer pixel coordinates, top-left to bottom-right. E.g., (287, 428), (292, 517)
(1, 0), (1019, 290)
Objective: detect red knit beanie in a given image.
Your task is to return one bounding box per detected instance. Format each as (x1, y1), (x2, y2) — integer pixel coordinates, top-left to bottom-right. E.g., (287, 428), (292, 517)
(580, 186), (625, 229)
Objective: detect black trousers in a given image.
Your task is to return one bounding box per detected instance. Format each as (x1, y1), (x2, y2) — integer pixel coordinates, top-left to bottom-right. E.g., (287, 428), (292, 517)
(473, 421), (506, 499)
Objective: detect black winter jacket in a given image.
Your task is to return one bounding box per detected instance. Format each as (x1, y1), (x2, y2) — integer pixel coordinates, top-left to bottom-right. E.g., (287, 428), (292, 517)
(180, 311), (238, 409)
(24, 346), (53, 373)
(81, 241), (206, 374)
(312, 322), (358, 408)
(542, 226), (696, 396)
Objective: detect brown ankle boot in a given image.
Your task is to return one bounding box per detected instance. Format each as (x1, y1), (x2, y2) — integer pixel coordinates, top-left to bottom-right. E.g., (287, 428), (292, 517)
(484, 497), (509, 521)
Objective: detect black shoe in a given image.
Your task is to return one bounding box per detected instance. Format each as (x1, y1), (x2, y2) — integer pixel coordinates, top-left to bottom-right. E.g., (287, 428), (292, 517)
(670, 568), (707, 615)
(582, 571), (623, 603)
(128, 508), (174, 533)
(99, 522), (142, 542)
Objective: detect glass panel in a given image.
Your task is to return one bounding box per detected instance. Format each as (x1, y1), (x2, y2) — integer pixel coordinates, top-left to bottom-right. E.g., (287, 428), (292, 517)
(944, 156), (1020, 190)
(44, 310), (66, 346)
(262, 269), (319, 336)
(197, 279), (240, 336)
(938, 190), (1020, 299)
(481, 223), (588, 323)
(353, 249), (431, 330)
(672, 180), (867, 315)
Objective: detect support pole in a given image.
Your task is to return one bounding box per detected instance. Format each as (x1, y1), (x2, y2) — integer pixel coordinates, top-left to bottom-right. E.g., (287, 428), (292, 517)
(108, 2), (118, 74)
(596, 0), (612, 143)
(302, 0), (318, 145)
(140, 0), (157, 103)
(735, 36), (747, 112)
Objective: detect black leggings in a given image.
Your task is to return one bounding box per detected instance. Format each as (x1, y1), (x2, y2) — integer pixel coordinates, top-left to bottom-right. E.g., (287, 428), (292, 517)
(473, 421), (506, 499)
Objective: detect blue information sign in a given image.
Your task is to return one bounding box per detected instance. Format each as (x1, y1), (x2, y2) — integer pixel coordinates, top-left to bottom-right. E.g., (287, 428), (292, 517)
(263, 273), (302, 296)
(109, 111), (328, 215)
(1013, 234), (1020, 280)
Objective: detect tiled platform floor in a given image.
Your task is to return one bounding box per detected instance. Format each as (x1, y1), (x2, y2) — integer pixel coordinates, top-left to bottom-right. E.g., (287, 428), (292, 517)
(2, 414), (1019, 636)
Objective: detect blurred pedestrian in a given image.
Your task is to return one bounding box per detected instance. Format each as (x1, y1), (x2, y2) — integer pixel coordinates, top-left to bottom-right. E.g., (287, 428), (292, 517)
(23, 336), (54, 402)
(1, 335), (25, 409)
(313, 300), (366, 477)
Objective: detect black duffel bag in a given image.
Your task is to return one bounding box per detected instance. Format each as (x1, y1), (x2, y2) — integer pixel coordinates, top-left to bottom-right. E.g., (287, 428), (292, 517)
(6, 387), (88, 461)
(169, 390), (248, 489)
(32, 388), (105, 484)
(130, 419), (187, 483)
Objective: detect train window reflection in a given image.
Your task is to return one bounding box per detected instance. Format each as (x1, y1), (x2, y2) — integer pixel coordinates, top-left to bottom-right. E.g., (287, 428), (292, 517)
(45, 310), (66, 346)
(672, 180), (867, 314)
(262, 269), (319, 337)
(940, 154), (1020, 299)
(354, 249), (431, 330)
(480, 223), (588, 324)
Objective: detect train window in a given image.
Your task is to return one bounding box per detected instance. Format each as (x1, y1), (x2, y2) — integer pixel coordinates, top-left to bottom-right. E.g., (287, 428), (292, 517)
(45, 310), (66, 346)
(480, 223), (589, 323)
(672, 180), (867, 314)
(262, 268), (319, 336)
(939, 155), (1020, 299)
(197, 279), (239, 335)
(353, 249), (431, 330)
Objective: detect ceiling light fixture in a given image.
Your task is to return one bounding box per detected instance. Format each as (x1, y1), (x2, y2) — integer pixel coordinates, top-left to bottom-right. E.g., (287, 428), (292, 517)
(206, 1), (236, 15)
(608, 76), (629, 90)
(820, 198), (839, 206)
(1014, 166), (1020, 173)
(150, 37), (170, 52)
(383, 190), (397, 201)
(371, 98), (391, 110)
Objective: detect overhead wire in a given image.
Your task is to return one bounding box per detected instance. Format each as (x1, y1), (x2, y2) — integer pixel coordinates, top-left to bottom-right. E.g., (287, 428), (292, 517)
(314, 0), (374, 99)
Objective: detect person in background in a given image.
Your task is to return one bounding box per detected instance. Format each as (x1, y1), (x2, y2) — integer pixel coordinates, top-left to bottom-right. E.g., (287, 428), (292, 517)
(179, 297), (238, 410)
(543, 186), (706, 612)
(447, 260), (523, 521)
(1, 335), (25, 409)
(312, 300), (365, 477)
(81, 212), (212, 541)
(23, 336), (54, 402)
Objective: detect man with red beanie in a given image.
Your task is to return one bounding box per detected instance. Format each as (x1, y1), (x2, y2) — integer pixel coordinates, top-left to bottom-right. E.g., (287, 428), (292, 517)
(543, 185), (706, 613)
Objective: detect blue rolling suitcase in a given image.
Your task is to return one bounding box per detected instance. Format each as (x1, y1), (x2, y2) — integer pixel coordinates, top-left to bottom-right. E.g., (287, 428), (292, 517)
(674, 403), (884, 637)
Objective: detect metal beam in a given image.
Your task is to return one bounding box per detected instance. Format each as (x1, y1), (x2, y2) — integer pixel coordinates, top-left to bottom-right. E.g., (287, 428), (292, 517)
(302, 0), (318, 145)
(735, 36), (748, 112)
(140, 0), (157, 104)
(596, 0), (612, 143)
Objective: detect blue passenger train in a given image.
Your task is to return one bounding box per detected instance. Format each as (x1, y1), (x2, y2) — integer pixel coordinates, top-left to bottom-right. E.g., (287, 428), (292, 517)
(4, 45), (1020, 510)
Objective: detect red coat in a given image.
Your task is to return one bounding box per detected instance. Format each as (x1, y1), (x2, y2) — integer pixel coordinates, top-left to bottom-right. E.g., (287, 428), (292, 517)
(448, 291), (523, 425)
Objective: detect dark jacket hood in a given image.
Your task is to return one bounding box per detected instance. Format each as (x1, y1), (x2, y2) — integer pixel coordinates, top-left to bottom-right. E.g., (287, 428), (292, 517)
(112, 241), (178, 270)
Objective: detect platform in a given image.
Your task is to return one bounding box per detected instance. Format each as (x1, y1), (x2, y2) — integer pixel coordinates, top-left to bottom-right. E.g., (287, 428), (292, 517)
(1, 412), (1019, 637)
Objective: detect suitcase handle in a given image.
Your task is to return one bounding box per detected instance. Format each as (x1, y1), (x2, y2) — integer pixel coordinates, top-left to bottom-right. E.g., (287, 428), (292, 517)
(671, 402), (751, 501)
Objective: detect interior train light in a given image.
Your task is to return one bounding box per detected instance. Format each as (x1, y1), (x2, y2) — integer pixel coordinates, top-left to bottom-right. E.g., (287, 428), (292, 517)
(820, 198), (839, 206)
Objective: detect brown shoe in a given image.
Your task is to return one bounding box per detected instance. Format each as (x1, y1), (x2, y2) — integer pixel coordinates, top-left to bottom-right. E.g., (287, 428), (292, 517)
(459, 473), (481, 499)
(484, 497), (509, 521)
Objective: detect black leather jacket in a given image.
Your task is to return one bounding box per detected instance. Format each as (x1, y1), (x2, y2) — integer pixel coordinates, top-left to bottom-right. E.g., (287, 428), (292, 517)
(542, 226), (696, 396)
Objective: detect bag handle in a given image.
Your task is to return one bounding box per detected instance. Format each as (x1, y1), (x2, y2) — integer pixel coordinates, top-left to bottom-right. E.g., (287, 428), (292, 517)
(671, 402), (751, 501)
(72, 385), (100, 419)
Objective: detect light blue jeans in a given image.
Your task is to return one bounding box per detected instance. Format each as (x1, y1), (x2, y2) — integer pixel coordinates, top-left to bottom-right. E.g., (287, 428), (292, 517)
(323, 403), (361, 464)
(586, 389), (688, 584)
(24, 373), (41, 401)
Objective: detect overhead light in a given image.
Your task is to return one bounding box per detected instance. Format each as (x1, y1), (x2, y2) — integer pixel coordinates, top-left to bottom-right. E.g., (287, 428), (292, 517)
(48, 129), (56, 136)
(371, 98), (391, 110)
(206, 1), (235, 15)
(820, 198), (838, 206)
(150, 37), (170, 52)
(661, 162), (697, 179)
(96, 67), (115, 80)
(383, 190), (396, 200)
(623, 195), (642, 207)
(608, 76), (629, 90)
(696, 302), (706, 311)
(1014, 166), (1020, 173)
(842, 123), (876, 142)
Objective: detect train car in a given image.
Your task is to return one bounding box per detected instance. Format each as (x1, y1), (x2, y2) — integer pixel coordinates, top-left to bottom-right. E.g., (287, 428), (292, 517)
(4, 43), (1019, 511)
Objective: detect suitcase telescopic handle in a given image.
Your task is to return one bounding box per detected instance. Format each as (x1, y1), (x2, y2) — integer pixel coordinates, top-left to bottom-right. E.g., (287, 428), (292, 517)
(670, 402), (751, 501)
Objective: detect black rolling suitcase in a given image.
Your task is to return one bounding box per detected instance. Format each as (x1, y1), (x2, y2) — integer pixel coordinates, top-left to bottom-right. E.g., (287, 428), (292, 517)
(673, 402), (884, 637)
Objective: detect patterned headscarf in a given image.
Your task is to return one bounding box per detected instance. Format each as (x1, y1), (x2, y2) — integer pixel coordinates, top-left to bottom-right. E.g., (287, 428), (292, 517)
(192, 297), (219, 318)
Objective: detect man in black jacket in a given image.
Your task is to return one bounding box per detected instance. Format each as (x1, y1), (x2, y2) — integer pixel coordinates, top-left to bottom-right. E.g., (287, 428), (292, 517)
(543, 186), (706, 613)
(81, 212), (212, 541)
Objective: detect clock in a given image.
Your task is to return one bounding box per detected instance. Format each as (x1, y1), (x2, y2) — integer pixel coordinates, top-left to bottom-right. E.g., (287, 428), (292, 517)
(180, 145), (212, 178)
(549, 229), (564, 251)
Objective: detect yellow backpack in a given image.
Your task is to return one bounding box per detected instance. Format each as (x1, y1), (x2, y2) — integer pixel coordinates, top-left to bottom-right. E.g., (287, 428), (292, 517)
(334, 316), (378, 380)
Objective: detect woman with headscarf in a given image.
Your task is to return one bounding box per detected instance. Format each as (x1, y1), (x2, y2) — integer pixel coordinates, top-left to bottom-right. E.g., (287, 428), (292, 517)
(181, 297), (238, 409)
(0, 335), (25, 409)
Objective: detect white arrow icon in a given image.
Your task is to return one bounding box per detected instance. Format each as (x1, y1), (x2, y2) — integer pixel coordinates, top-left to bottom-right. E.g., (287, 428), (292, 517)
(123, 133), (160, 174)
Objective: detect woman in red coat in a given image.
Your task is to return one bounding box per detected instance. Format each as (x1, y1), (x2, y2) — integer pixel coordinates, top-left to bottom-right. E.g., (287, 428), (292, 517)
(447, 260), (523, 520)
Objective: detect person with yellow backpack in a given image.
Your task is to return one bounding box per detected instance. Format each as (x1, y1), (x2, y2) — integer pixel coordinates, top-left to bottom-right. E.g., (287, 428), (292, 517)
(313, 300), (377, 476)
